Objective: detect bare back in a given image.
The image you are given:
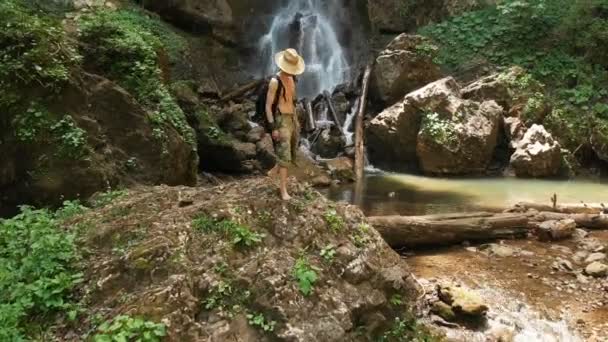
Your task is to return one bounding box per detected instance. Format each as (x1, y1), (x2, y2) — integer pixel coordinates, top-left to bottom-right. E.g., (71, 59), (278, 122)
(265, 73), (296, 123)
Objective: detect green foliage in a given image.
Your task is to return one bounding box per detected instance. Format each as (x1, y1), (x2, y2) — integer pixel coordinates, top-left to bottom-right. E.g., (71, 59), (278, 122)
(292, 256), (319, 297)
(50, 115), (89, 158)
(93, 189), (128, 208)
(78, 8), (195, 150)
(420, 112), (458, 147)
(390, 294), (404, 307)
(352, 223), (372, 248)
(324, 209), (345, 233)
(0, 206), (82, 340)
(378, 316), (439, 342)
(93, 315), (166, 342)
(192, 215), (264, 248)
(320, 244), (336, 263)
(203, 280), (251, 314)
(0, 0), (80, 107)
(246, 312), (277, 332)
(419, 0), (608, 154)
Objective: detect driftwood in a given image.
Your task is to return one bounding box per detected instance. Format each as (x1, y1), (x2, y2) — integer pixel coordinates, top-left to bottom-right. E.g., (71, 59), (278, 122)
(514, 201), (606, 215)
(368, 212), (530, 248)
(531, 212), (608, 230)
(304, 99), (316, 132)
(355, 64), (372, 180)
(220, 79), (264, 102)
(323, 90), (345, 136)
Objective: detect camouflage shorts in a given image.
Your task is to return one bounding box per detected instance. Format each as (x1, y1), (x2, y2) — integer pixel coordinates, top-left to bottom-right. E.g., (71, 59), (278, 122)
(275, 113), (299, 167)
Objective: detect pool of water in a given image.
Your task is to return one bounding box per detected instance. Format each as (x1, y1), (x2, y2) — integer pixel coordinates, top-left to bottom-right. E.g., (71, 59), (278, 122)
(326, 172), (608, 216)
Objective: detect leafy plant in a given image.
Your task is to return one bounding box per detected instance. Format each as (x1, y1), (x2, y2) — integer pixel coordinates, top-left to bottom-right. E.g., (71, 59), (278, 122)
(292, 256), (319, 296)
(352, 223), (371, 248)
(320, 244), (336, 263)
(93, 188), (128, 208)
(192, 215), (264, 249)
(324, 208), (345, 233)
(50, 115), (89, 158)
(378, 316), (438, 342)
(420, 112), (458, 148)
(93, 315), (166, 342)
(203, 279), (251, 316)
(390, 294), (404, 307)
(0, 206), (82, 340)
(246, 312), (277, 332)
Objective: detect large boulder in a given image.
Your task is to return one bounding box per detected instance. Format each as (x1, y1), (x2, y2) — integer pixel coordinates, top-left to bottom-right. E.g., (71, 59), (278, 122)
(510, 124), (562, 177)
(373, 34), (442, 106)
(367, 77), (502, 174)
(462, 66), (549, 123)
(0, 73), (198, 212)
(60, 178), (420, 341)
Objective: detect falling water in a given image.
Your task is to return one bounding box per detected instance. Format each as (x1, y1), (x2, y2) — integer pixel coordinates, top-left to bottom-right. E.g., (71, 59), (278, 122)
(258, 0), (350, 99)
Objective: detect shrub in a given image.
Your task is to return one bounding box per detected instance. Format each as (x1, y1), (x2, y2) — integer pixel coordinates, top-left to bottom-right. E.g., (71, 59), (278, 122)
(93, 315), (166, 342)
(192, 215), (264, 248)
(292, 256), (318, 296)
(0, 206), (83, 340)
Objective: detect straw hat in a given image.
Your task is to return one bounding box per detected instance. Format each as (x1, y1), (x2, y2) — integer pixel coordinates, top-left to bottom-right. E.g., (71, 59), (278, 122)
(275, 48), (305, 75)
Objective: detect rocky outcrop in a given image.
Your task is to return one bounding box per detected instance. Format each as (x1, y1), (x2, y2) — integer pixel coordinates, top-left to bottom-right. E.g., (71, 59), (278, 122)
(0, 73), (198, 211)
(510, 124), (562, 177)
(373, 34), (442, 105)
(64, 178), (420, 341)
(367, 77), (502, 174)
(368, 0), (495, 33)
(462, 66), (548, 123)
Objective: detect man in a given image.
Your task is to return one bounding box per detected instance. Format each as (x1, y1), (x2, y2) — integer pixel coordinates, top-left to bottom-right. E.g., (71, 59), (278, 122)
(266, 48), (305, 200)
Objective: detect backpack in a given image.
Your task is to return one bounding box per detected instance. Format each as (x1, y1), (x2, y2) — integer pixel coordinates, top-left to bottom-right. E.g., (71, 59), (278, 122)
(255, 76), (285, 132)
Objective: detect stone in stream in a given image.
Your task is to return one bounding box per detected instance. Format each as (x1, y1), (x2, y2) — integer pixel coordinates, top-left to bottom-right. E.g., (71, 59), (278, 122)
(585, 252), (607, 264)
(437, 285), (489, 319)
(480, 243), (515, 258)
(510, 124), (563, 177)
(573, 251), (590, 265)
(585, 262), (608, 277)
(536, 219), (576, 241)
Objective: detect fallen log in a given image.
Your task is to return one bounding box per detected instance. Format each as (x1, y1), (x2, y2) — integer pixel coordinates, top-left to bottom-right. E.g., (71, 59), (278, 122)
(323, 90), (345, 136)
(514, 201), (606, 215)
(355, 64), (372, 180)
(531, 212), (608, 230)
(220, 79), (263, 102)
(368, 213), (530, 248)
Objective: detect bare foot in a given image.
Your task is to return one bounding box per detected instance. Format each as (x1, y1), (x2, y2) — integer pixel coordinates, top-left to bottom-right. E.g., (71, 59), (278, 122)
(267, 165), (278, 178)
(280, 192), (292, 201)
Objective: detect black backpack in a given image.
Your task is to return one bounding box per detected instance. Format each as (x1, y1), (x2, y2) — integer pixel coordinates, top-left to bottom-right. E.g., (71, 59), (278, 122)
(255, 76), (285, 132)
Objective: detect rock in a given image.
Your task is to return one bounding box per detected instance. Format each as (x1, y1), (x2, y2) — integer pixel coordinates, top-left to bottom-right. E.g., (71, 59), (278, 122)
(69, 178), (419, 340)
(438, 285), (489, 318)
(1, 73), (198, 211)
(536, 219), (576, 241)
(311, 128), (346, 158)
(585, 262), (608, 277)
(321, 157), (356, 182)
(503, 117), (526, 148)
(480, 243), (515, 257)
(585, 253), (607, 264)
(574, 228), (589, 240)
(367, 77), (502, 173)
(510, 124), (562, 177)
(553, 258), (574, 272)
(142, 0), (233, 34)
(578, 238), (605, 253)
(373, 34), (442, 105)
(431, 301), (456, 322)
(198, 77), (221, 98)
(573, 251), (590, 264)
(462, 66), (548, 121)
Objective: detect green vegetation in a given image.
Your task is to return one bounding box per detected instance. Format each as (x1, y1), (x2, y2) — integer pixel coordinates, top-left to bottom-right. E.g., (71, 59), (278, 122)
(203, 279), (252, 315)
(247, 312), (277, 332)
(0, 0), (80, 107)
(320, 244), (336, 263)
(292, 256), (319, 296)
(419, 112), (458, 148)
(93, 189), (129, 208)
(0, 206), (83, 340)
(192, 215), (264, 248)
(419, 0), (608, 155)
(352, 223), (372, 248)
(378, 316), (438, 342)
(78, 8), (195, 151)
(324, 208), (345, 233)
(93, 315), (166, 342)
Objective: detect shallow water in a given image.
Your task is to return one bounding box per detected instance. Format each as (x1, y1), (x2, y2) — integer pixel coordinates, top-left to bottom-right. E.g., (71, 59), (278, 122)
(326, 173), (608, 216)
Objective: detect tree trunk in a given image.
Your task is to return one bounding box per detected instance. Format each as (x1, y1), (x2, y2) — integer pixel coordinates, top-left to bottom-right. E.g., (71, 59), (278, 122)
(304, 99), (316, 132)
(355, 64), (373, 180)
(220, 79), (263, 102)
(323, 90), (345, 136)
(369, 213), (530, 248)
(514, 202), (606, 215)
(531, 212), (608, 230)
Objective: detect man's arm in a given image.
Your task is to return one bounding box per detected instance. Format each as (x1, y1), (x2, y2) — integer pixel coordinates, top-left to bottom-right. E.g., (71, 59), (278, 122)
(265, 78), (279, 128)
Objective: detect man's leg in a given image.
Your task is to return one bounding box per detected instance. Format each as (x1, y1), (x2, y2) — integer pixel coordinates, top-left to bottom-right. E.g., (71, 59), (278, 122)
(279, 166), (291, 201)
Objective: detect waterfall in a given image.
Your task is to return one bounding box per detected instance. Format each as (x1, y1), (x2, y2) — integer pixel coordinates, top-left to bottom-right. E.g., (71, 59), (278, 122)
(258, 0), (350, 99)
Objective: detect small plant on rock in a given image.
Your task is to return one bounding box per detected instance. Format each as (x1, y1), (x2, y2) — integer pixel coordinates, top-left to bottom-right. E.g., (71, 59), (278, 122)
(320, 244), (336, 263)
(93, 315), (166, 342)
(324, 208), (344, 233)
(246, 312), (277, 332)
(352, 223), (372, 248)
(292, 256), (319, 296)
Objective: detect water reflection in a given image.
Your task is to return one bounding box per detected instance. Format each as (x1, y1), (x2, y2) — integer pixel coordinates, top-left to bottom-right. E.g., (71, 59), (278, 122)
(326, 173), (608, 216)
